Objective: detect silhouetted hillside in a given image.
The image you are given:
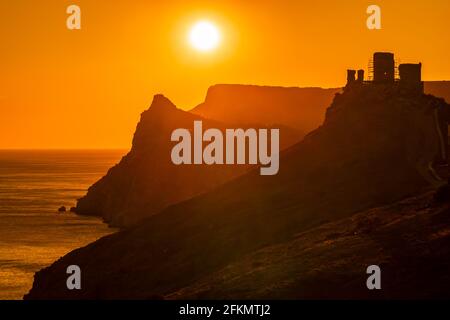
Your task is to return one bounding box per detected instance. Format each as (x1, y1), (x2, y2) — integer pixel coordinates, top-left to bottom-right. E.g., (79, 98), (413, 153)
(168, 190), (450, 299)
(26, 84), (450, 299)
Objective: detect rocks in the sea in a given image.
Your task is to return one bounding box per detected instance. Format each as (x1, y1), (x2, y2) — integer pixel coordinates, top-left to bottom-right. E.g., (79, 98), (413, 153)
(58, 206), (66, 213)
(57, 206), (78, 213)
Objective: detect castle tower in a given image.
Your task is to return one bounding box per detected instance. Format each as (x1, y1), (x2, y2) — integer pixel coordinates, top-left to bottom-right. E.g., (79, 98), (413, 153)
(399, 63), (423, 93)
(357, 69), (365, 83)
(347, 70), (356, 85)
(399, 63), (422, 83)
(373, 52), (395, 83)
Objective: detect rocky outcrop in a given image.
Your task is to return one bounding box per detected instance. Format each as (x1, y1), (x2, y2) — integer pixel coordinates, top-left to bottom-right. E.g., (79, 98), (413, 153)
(74, 94), (302, 227)
(74, 95), (241, 227)
(26, 84), (450, 299)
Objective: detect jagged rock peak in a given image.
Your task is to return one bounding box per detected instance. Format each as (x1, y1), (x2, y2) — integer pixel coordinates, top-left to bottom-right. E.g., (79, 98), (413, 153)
(150, 94), (177, 110)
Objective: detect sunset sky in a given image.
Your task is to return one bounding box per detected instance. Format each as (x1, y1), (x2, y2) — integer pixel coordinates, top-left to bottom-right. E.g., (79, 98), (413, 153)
(1, 0), (450, 149)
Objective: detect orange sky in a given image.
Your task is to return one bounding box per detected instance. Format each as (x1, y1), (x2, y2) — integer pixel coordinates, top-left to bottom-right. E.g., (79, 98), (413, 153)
(1, 0), (450, 149)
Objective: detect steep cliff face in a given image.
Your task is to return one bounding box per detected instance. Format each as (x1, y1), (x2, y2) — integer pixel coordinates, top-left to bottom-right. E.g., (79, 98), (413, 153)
(191, 84), (339, 135)
(323, 85), (449, 186)
(75, 95), (241, 227)
(75, 94), (301, 227)
(26, 86), (450, 299)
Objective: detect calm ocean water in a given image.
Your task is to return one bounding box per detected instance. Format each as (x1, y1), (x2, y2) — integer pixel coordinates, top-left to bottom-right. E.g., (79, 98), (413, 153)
(0, 150), (125, 300)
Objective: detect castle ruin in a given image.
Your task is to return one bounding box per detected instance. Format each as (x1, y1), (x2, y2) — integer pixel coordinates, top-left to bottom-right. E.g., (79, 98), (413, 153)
(346, 52), (423, 93)
(345, 52), (449, 177)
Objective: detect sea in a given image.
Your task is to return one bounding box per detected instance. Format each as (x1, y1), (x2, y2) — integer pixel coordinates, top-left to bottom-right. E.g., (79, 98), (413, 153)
(0, 150), (125, 300)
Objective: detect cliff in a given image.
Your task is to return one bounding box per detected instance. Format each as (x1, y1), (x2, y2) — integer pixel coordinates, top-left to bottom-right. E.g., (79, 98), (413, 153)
(191, 84), (339, 134)
(74, 94), (302, 227)
(26, 85), (450, 299)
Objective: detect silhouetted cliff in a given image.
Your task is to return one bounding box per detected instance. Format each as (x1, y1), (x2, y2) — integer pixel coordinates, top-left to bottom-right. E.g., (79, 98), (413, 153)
(191, 84), (339, 134)
(74, 93), (301, 227)
(26, 84), (450, 299)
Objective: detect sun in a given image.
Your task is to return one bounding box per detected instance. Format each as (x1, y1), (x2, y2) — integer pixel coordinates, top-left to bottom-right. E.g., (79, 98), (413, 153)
(188, 21), (221, 52)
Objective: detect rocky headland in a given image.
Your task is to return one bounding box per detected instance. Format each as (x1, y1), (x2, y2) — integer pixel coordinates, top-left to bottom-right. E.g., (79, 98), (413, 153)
(25, 82), (450, 299)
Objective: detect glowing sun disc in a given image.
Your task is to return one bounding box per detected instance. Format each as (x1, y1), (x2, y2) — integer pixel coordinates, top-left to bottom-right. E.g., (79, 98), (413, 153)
(189, 21), (220, 52)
